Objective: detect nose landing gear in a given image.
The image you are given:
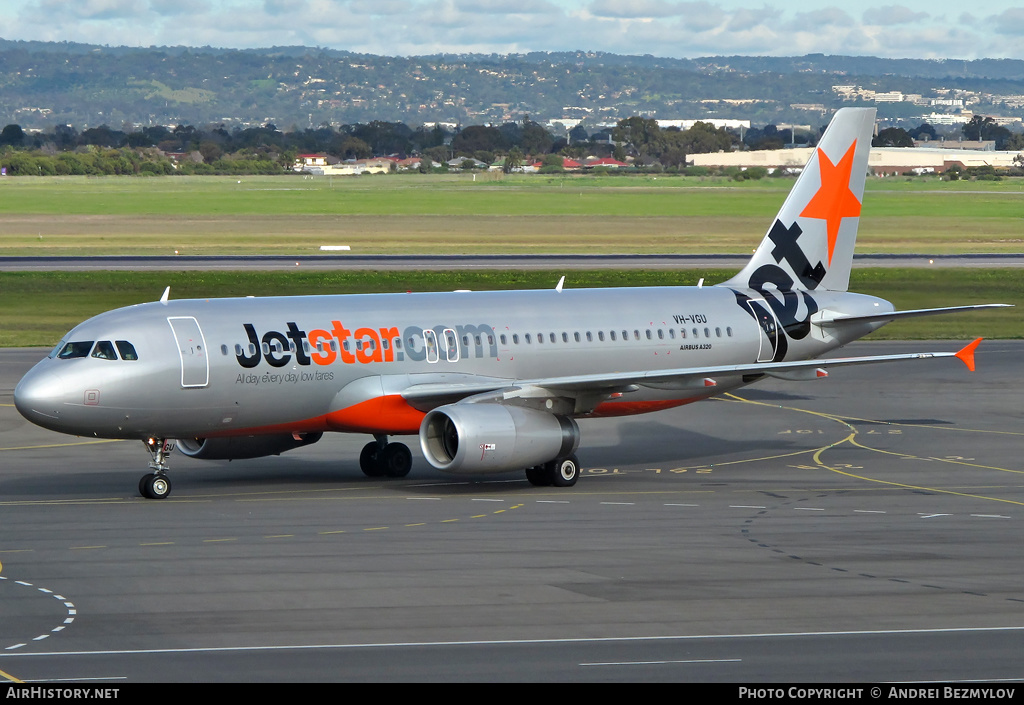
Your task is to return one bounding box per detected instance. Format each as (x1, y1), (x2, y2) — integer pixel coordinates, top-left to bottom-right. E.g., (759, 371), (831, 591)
(140, 438), (174, 499)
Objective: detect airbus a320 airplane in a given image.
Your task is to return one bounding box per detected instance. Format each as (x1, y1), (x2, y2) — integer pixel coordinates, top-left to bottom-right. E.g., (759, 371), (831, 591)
(14, 108), (1008, 498)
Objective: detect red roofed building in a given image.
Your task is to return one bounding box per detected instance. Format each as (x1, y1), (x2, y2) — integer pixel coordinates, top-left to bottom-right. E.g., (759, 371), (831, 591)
(585, 157), (629, 169)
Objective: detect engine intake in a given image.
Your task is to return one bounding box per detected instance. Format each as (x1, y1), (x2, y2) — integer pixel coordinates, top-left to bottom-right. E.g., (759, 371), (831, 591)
(419, 404), (579, 475)
(176, 432), (322, 460)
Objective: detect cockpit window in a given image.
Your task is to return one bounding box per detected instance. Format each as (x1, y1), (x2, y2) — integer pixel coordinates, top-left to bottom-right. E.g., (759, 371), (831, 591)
(91, 341), (118, 360)
(57, 341), (94, 359)
(115, 340), (138, 361)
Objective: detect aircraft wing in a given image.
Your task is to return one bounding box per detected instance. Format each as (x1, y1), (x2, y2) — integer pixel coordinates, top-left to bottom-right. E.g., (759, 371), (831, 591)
(401, 339), (983, 412)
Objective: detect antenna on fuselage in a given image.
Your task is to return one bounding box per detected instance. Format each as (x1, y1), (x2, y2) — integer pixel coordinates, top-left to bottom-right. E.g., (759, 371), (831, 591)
(159, 286), (170, 305)
(555, 276), (565, 293)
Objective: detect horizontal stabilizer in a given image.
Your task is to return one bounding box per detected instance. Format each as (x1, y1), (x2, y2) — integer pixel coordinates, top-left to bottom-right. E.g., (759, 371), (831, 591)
(815, 304), (1012, 327)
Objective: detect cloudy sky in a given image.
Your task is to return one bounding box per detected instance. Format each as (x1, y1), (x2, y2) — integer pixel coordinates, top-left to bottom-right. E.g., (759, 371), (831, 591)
(1, 0), (1022, 60)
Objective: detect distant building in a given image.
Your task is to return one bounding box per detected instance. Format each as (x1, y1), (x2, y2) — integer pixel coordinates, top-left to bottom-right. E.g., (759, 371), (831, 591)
(294, 154), (328, 171)
(690, 146), (1021, 175)
(585, 157), (629, 169)
(655, 119), (750, 130)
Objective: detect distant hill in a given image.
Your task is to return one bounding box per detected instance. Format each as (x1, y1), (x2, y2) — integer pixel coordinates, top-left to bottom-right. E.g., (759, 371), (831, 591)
(1, 40), (1022, 130)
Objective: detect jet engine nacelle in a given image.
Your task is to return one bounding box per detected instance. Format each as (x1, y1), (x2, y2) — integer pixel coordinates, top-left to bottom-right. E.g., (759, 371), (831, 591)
(176, 432), (323, 460)
(419, 404), (579, 475)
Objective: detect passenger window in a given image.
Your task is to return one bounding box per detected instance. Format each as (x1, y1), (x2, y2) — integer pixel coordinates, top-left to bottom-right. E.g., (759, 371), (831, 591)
(574, 332), (581, 342)
(115, 341), (138, 359)
(91, 340), (118, 360)
(57, 341), (94, 359)
(598, 331), (605, 342)
(609, 331), (616, 341)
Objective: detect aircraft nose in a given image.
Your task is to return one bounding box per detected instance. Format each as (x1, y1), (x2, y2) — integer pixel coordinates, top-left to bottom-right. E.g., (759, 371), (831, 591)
(14, 366), (69, 424)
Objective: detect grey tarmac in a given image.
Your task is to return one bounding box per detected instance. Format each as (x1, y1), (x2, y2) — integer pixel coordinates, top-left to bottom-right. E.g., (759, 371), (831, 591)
(1, 340), (1023, 682)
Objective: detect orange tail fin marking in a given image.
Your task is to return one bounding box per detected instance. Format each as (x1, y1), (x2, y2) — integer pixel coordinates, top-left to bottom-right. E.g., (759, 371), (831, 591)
(954, 337), (983, 372)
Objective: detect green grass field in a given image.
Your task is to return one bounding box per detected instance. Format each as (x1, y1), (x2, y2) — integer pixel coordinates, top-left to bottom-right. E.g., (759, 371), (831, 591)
(0, 174), (1021, 345)
(0, 174), (1022, 255)
(1, 268), (1019, 347)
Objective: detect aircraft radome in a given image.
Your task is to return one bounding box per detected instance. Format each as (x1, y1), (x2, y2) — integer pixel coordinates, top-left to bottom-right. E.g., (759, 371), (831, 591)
(14, 108), (1010, 498)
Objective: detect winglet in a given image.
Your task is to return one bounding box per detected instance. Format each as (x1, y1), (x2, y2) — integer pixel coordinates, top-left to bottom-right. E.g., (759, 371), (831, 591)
(954, 338), (983, 372)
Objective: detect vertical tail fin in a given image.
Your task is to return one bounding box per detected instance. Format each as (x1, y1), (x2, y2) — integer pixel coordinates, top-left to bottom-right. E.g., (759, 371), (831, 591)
(722, 107), (876, 293)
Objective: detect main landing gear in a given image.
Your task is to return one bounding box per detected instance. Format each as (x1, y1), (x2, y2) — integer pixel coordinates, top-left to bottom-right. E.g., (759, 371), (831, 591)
(525, 454), (581, 488)
(360, 435), (413, 478)
(140, 437), (174, 499)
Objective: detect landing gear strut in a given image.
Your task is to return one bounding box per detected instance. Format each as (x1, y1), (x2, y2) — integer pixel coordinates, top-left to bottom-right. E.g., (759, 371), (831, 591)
(360, 435), (413, 478)
(526, 453), (580, 488)
(140, 437), (174, 499)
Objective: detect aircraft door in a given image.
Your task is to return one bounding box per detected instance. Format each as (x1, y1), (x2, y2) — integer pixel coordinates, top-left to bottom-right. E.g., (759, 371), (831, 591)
(442, 328), (460, 362)
(423, 328), (439, 363)
(167, 316), (209, 388)
(744, 299), (780, 363)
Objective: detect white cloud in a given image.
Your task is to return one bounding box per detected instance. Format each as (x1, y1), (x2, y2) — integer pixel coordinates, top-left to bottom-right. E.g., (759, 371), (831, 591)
(792, 7), (855, 28)
(726, 6), (781, 32)
(455, 0), (558, 14)
(31, 0), (148, 21)
(0, 0), (1022, 59)
(989, 8), (1024, 35)
(862, 5), (929, 25)
(347, 0), (413, 14)
(586, 0), (682, 19)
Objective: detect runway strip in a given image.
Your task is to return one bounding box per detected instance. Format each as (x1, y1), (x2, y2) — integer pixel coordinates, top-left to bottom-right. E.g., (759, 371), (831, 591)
(4, 253), (1024, 271)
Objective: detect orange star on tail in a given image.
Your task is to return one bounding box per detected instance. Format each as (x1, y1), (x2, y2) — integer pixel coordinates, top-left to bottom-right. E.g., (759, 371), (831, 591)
(800, 140), (862, 266)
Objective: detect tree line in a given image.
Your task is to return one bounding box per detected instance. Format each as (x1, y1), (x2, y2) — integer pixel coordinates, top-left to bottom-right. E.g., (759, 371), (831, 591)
(0, 116), (745, 176)
(2, 114), (1018, 178)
